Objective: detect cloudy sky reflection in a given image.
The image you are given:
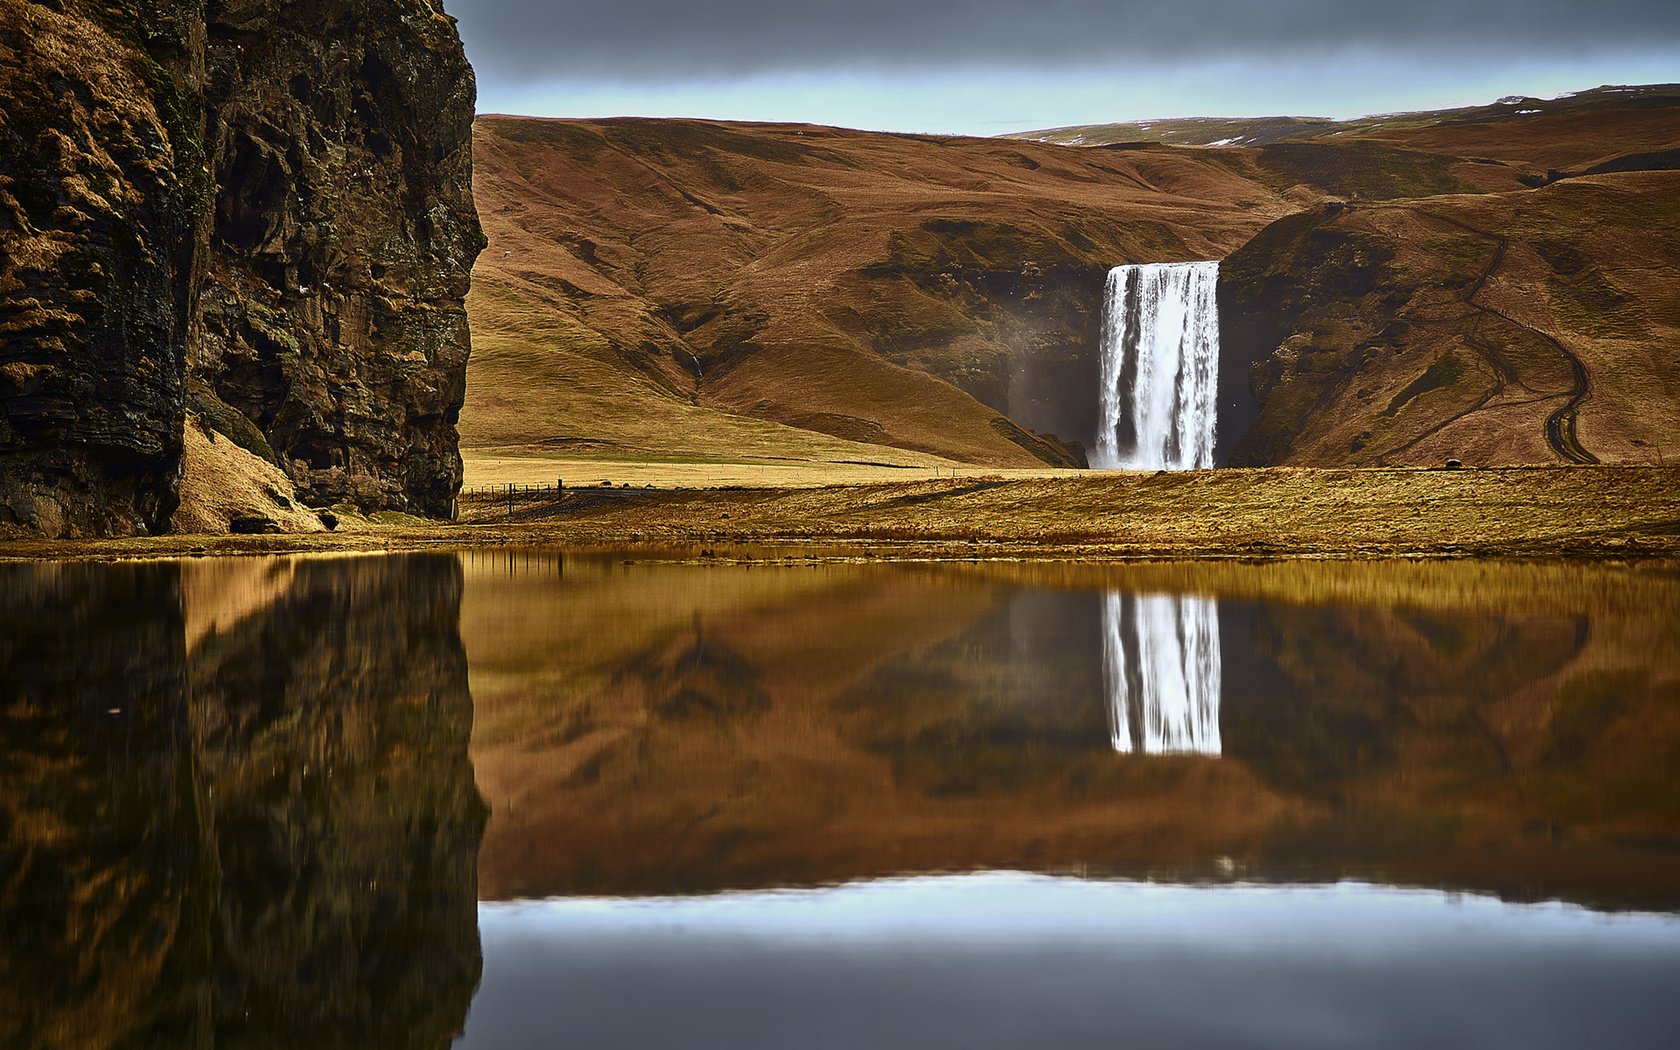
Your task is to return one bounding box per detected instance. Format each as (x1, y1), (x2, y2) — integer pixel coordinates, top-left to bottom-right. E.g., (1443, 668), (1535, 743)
(460, 875), (1680, 1049)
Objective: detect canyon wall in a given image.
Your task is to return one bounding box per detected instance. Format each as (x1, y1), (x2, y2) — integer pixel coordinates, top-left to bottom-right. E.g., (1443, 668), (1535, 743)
(0, 0), (482, 537)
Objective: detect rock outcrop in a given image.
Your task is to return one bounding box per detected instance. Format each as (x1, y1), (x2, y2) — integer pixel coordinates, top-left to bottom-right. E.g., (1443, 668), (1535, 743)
(0, 0), (481, 537)
(195, 0), (483, 516)
(0, 2), (206, 536)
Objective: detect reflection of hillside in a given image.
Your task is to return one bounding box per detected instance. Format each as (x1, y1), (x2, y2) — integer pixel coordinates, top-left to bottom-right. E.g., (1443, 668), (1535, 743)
(0, 557), (483, 1050)
(1227, 598), (1680, 907)
(1225, 603), (1589, 791)
(465, 558), (1294, 898)
(960, 558), (1680, 620)
(466, 556), (1680, 910)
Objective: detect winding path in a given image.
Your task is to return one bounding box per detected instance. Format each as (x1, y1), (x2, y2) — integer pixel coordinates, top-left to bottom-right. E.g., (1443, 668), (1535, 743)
(1416, 210), (1598, 464)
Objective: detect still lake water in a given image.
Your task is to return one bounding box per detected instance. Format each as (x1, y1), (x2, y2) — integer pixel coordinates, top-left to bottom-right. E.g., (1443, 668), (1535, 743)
(3, 550), (1679, 1047)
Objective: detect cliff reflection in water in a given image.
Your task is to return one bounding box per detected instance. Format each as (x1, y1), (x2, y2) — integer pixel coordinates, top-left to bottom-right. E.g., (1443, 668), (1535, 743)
(466, 553), (1680, 911)
(0, 556), (485, 1050)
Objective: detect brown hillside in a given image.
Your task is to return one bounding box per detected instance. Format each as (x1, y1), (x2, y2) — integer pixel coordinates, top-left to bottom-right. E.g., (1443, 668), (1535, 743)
(1017, 84), (1680, 176)
(463, 118), (1318, 468)
(465, 89), (1680, 473)
(1221, 172), (1680, 466)
(1342, 85), (1680, 174)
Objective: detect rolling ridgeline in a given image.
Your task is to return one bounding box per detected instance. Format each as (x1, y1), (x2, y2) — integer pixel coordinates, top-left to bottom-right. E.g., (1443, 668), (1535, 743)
(467, 85), (1680, 476)
(2, 1), (1677, 541)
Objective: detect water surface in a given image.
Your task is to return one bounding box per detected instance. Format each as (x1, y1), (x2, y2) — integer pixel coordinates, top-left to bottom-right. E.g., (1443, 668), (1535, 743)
(3, 551), (1677, 1047)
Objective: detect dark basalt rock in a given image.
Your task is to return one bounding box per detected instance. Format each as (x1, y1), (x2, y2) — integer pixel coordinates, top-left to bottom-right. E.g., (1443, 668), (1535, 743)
(195, 0), (485, 517)
(0, 2), (206, 536)
(0, 0), (482, 536)
(228, 512), (280, 533)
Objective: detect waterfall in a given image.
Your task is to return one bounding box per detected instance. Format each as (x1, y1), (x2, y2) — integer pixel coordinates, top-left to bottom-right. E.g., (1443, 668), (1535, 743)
(1094, 261), (1221, 470)
(1102, 592), (1222, 755)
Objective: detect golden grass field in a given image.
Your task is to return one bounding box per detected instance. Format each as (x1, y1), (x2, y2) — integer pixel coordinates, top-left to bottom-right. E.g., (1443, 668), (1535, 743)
(9, 464), (1673, 563)
(459, 450), (1076, 491)
(453, 464), (1680, 560)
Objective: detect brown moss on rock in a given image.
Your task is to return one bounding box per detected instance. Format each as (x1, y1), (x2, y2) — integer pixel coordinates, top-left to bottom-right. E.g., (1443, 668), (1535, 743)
(0, 1), (205, 536)
(0, 0), (482, 537)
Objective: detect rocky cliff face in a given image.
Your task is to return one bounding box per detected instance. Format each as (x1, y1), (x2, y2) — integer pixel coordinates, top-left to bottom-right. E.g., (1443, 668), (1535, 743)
(0, 0), (481, 537)
(195, 0), (483, 516)
(0, 2), (206, 536)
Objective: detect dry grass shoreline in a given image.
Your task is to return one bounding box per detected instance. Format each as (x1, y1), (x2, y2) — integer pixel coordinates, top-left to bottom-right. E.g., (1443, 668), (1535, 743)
(3, 465), (1676, 564)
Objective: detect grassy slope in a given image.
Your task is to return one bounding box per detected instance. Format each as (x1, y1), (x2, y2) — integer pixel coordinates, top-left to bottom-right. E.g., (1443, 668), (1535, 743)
(464, 87), (1680, 480)
(463, 117), (1308, 473)
(1222, 171), (1680, 467)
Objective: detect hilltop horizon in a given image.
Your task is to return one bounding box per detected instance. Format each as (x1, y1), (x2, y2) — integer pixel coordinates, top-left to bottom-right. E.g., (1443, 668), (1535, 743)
(470, 81), (1680, 143)
(447, 0), (1680, 136)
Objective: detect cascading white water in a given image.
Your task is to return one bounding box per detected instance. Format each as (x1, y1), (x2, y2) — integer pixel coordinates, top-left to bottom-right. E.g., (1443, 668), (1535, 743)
(1102, 592), (1222, 755)
(1094, 261), (1221, 470)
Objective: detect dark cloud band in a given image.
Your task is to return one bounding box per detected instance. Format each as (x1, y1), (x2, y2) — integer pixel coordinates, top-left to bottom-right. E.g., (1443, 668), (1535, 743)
(447, 0), (1680, 82)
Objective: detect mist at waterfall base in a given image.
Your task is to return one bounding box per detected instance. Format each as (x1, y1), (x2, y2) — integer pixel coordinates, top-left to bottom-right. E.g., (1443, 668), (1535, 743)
(1094, 261), (1221, 471)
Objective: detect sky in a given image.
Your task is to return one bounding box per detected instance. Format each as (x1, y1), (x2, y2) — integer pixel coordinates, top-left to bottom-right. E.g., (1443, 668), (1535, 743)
(446, 0), (1680, 135)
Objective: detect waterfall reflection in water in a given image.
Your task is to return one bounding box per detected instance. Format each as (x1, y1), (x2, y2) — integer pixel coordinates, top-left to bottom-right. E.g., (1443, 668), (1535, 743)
(7, 551), (1680, 1047)
(465, 554), (1680, 907)
(1103, 591), (1222, 755)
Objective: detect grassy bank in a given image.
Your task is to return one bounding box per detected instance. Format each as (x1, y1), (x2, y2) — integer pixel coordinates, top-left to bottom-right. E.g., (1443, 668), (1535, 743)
(2, 465), (1676, 563)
